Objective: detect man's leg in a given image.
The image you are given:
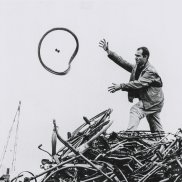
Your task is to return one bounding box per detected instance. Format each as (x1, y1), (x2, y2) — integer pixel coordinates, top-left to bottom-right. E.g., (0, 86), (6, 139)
(146, 112), (163, 133)
(127, 101), (146, 131)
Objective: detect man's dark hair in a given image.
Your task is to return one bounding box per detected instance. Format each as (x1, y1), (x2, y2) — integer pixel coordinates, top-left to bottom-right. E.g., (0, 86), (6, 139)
(137, 47), (150, 59)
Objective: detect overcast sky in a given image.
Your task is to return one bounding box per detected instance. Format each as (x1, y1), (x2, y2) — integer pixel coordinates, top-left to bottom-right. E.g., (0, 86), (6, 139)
(0, 0), (182, 178)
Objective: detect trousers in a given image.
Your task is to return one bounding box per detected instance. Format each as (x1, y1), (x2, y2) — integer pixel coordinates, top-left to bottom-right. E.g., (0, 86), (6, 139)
(127, 101), (163, 133)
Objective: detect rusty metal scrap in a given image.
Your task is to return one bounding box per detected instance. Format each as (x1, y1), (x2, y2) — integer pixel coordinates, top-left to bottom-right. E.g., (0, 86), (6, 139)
(12, 109), (182, 182)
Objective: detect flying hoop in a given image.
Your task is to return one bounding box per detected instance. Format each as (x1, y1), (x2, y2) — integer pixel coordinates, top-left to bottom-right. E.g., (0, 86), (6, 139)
(38, 28), (79, 75)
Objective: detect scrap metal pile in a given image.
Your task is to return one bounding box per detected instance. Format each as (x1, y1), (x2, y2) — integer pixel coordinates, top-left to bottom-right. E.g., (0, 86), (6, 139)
(12, 109), (182, 182)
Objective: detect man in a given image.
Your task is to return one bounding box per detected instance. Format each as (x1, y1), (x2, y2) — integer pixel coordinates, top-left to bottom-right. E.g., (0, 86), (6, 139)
(99, 39), (164, 132)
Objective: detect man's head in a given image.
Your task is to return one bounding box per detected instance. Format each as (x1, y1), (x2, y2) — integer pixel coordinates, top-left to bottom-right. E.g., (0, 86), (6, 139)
(135, 47), (150, 66)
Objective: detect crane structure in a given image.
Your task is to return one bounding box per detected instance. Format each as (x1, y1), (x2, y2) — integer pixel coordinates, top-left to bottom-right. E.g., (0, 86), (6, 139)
(0, 102), (21, 176)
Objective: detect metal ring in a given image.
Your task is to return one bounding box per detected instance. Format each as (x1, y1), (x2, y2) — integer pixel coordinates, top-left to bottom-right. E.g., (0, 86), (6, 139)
(38, 27), (79, 75)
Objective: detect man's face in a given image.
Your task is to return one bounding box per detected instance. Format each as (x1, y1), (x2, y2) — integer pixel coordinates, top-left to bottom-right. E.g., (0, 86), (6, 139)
(135, 49), (147, 66)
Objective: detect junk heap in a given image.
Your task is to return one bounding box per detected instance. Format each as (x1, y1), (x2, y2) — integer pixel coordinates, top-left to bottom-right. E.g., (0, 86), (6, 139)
(12, 109), (182, 182)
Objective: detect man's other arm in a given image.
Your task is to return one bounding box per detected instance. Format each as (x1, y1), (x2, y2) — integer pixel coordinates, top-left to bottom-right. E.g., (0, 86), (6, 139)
(121, 70), (162, 91)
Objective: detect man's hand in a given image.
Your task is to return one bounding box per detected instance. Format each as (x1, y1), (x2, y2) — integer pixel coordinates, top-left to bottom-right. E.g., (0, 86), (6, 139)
(99, 39), (109, 52)
(108, 83), (122, 93)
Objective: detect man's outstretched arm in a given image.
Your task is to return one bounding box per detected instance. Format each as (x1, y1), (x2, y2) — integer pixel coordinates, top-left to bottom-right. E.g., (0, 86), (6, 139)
(99, 39), (134, 73)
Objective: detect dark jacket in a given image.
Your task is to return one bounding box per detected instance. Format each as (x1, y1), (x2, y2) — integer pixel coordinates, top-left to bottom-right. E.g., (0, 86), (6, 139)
(108, 51), (164, 110)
